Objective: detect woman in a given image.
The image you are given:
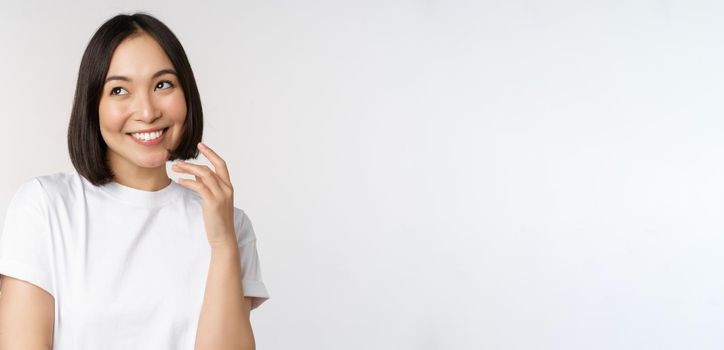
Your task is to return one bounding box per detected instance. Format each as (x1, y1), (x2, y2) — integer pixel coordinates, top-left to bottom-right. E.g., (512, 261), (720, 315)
(0, 12), (270, 349)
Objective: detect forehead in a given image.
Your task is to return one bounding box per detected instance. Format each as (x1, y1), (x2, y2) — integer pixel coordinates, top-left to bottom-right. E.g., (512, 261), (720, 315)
(106, 33), (174, 78)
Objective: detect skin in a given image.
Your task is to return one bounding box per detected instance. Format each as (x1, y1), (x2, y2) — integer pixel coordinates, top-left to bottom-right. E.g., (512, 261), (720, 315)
(99, 31), (187, 192)
(0, 276), (54, 349)
(101, 32), (256, 347)
(0, 32), (255, 349)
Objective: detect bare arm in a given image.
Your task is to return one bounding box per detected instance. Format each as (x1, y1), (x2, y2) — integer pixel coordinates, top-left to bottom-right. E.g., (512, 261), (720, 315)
(194, 242), (255, 350)
(0, 275), (54, 349)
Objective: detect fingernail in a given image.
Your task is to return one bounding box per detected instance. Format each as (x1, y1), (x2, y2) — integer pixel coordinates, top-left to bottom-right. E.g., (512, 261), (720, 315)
(198, 142), (206, 149)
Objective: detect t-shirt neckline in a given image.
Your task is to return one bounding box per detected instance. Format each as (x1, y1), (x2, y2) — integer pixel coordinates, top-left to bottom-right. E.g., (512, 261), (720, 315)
(98, 178), (182, 207)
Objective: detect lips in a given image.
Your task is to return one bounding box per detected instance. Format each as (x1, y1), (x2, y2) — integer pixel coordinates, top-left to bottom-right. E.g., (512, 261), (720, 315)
(128, 127), (169, 146)
(126, 127), (169, 135)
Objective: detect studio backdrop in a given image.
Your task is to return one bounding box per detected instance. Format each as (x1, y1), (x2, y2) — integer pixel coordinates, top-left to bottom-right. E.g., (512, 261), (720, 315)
(1, 0), (723, 349)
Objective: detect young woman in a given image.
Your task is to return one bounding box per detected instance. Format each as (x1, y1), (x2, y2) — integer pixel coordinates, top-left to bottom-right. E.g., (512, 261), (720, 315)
(0, 12), (270, 349)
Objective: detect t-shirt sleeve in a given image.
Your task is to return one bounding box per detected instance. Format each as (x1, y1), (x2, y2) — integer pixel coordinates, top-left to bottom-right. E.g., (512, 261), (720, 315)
(234, 208), (270, 310)
(0, 177), (55, 298)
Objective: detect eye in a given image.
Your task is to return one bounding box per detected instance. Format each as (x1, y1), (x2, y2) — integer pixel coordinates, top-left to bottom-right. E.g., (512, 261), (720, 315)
(156, 80), (174, 90)
(110, 87), (128, 96)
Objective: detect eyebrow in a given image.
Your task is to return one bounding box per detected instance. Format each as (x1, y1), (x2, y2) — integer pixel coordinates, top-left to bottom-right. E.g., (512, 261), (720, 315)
(104, 68), (177, 84)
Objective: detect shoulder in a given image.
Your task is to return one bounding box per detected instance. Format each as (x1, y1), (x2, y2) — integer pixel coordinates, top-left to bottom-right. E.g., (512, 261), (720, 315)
(7, 171), (77, 205)
(5, 176), (47, 215)
(33, 171), (81, 189)
(31, 171), (85, 203)
(2, 172), (76, 220)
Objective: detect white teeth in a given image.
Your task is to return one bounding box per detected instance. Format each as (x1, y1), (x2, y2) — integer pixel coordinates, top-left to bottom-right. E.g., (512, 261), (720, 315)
(131, 129), (164, 141)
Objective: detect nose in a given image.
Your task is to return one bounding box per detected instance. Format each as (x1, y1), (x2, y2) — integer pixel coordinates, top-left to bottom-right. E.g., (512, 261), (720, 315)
(133, 89), (161, 123)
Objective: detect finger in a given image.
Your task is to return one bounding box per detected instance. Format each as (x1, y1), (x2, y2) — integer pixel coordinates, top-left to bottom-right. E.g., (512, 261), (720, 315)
(173, 161), (224, 198)
(172, 161), (225, 198)
(196, 143), (232, 187)
(176, 177), (213, 200)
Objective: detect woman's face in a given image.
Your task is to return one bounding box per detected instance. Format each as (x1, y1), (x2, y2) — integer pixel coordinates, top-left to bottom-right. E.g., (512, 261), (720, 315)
(98, 32), (187, 172)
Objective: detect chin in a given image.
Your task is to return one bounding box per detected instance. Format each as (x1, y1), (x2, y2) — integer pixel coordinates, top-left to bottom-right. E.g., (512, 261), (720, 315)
(138, 152), (170, 168)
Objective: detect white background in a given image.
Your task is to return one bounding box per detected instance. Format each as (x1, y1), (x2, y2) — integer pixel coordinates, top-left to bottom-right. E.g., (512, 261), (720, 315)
(1, 0), (723, 349)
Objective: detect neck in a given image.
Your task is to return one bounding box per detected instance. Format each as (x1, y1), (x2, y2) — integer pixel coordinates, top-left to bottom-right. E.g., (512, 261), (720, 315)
(107, 150), (172, 191)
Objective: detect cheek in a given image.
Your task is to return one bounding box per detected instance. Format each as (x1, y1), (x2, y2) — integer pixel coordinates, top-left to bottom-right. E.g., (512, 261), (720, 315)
(98, 101), (129, 133)
(158, 93), (187, 121)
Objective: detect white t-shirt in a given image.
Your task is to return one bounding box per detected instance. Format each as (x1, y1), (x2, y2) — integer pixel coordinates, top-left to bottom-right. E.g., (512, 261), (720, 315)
(0, 171), (270, 349)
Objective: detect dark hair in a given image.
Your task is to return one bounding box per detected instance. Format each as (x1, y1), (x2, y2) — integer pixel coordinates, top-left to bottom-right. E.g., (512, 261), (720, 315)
(67, 12), (203, 186)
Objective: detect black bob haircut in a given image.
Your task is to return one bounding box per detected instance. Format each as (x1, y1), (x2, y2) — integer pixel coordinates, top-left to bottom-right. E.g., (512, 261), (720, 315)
(67, 12), (203, 186)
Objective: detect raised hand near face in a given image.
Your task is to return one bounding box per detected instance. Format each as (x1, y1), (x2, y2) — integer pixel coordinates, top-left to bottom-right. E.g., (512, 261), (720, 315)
(172, 142), (236, 249)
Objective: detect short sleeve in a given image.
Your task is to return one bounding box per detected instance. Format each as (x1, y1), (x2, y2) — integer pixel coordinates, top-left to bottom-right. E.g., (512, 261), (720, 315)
(234, 208), (270, 310)
(0, 177), (55, 298)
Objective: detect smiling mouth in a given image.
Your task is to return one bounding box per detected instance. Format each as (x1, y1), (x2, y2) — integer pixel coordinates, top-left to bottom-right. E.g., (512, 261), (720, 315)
(127, 127), (170, 143)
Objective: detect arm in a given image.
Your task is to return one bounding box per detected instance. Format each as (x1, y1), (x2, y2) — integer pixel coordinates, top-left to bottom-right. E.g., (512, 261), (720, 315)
(194, 242), (255, 350)
(0, 275), (54, 350)
(174, 144), (258, 349)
